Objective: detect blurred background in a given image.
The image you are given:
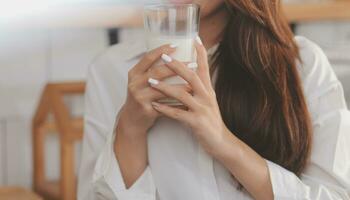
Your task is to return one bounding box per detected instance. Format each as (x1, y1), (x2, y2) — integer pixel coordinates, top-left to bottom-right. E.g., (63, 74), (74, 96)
(0, 0), (349, 199)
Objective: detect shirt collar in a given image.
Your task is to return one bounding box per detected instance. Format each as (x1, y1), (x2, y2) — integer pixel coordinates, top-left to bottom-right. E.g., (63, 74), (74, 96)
(207, 43), (220, 58)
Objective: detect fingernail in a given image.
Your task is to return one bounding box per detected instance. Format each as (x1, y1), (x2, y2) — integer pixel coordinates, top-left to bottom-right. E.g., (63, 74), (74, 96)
(196, 36), (203, 45)
(161, 54), (172, 63)
(187, 62), (198, 69)
(170, 44), (178, 48)
(148, 78), (159, 86)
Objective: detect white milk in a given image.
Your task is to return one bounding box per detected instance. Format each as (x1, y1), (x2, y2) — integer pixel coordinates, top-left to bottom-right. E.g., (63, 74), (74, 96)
(146, 35), (197, 84)
(146, 35), (197, 105)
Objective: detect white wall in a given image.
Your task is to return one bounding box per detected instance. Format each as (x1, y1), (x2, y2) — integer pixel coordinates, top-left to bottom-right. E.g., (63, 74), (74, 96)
(0, 120), (5, 185)
(0, 28), (108, 187)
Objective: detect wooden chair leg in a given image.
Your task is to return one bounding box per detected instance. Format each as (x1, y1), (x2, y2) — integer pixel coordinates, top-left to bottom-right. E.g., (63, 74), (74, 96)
(60, 139), (76, 200)
(33, 124), (46, 192)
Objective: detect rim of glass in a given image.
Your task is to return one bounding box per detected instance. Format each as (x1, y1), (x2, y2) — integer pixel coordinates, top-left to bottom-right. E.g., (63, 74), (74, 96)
(144, 3), (200, 10)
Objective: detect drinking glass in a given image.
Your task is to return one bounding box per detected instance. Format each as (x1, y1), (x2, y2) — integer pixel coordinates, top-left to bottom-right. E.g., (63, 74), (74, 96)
(144, 3), (200, 106)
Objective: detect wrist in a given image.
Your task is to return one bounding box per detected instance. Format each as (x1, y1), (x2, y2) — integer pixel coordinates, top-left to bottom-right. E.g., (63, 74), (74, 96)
(212, 127), (243, 163)
(119, 107), (149, 134)
(117, 118), (147, 140)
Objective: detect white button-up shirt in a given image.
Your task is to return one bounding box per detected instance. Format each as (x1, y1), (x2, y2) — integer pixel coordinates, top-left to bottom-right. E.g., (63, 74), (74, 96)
(77, 36), (350, 200)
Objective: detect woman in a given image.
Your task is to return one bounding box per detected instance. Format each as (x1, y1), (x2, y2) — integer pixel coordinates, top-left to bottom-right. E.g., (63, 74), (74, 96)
(78, 0), (350, 199)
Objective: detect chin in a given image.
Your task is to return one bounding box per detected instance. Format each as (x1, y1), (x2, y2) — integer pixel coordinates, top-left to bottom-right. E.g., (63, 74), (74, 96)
(164, 0), (224, 19)
(195, 0), (224, 18)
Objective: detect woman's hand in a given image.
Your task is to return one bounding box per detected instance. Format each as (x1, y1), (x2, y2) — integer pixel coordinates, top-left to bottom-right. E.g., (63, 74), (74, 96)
(119, 44), (190, 138)
(149, 37), (231, 156)
(115, 44), (193, 188)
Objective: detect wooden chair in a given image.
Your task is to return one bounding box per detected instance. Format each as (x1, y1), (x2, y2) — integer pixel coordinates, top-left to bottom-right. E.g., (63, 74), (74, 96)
(32, 82), (86, 200)
(0, 187), (43, 200)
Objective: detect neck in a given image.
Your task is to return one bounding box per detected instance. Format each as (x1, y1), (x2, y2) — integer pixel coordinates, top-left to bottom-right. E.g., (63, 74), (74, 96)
(199, 5), (229, 49)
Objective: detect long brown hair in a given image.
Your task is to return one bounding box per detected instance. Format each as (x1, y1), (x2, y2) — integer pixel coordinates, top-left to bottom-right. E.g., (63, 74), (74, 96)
(212, 0), (312, 175)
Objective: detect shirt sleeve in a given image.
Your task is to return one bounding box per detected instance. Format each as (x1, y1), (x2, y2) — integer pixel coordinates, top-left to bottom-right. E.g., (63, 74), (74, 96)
(92, 112), (157, 200)
(265, 37), (350, 199)
(77, 50), (157, 200)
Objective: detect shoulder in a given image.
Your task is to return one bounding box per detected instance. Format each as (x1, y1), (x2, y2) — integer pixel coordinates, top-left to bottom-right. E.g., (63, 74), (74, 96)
(84, 41), (147, 115)
(87, 41), (147, 82)
(86, 41), (147, 94)
(295, 36), (339, 96)
(295, 36), (348, 122)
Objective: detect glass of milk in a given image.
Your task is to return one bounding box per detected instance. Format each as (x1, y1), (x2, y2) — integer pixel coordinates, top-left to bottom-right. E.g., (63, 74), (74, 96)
(144, 3), (200, 106)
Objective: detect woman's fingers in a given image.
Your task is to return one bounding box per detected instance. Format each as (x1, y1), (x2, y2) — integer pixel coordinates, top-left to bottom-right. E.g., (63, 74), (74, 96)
(161, 54), (207, 97)
(194, 36), (212, 89)
(147, 64), (177, 80)
(148, 78), (199, 109)
(131, 65), (180, 90)
(131, 62), (193, 93)
(129, 44), (177, 76)
(144, 84), (192, 100)
(151, 102), (191, 124)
